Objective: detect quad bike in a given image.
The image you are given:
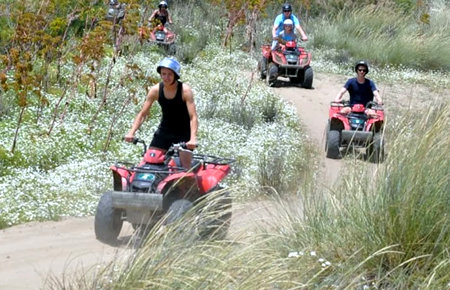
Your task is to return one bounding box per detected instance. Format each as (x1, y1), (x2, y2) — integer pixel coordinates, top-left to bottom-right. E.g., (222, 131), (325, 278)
(325, 101), (385, 163)
(258, 40), (313, 88)
(94, 139), (235, 245)
(139, 24), (176, 54)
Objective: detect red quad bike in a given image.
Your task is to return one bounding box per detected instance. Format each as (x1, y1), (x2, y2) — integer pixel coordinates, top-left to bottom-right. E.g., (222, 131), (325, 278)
(325, 101), (385, 163)
(139, 24), (176, 54)
(94, 139), (235, 245)
(150, 24), (176, 54)
(258, 40), (313, 88)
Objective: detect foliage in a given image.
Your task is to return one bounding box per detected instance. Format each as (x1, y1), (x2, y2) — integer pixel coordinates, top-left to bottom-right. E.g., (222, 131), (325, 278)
(310, 5), (450, 71)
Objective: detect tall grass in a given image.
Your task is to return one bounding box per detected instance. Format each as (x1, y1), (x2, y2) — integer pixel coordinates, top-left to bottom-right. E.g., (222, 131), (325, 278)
(311, 5), (450, 71)
(299, 102), (450, 287)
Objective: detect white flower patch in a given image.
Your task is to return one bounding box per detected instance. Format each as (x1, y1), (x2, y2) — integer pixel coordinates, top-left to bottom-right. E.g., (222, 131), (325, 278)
(0, 45), (309, 226)
(0, 158), (110, 225)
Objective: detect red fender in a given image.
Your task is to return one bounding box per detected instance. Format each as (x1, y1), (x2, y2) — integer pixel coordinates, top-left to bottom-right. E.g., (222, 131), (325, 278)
(196, 164), (231, 194)
(110, 165), (130, 191)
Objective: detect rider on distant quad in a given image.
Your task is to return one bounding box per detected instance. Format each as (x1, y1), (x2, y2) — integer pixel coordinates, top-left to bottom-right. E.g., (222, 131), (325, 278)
(149, 1), (173, 31)
(271, 3), (307, 50)
(334, 60), (383, 117)
(106, 0), (126, 24)
(272, 19), (297, 50)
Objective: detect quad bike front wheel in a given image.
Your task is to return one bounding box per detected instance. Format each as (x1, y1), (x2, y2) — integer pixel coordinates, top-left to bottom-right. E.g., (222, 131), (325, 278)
(326, 130), (341, 159)
(302, 66), (313, 89)
(94, 192), (123, 245)
(266, 63), (278, 87)
(368, 132), (384, 163)
(258, 57), (268, 80)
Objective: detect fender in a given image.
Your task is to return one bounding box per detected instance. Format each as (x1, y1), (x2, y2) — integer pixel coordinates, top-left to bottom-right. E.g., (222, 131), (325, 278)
(262, 44), (272, 59)
(110, 165), (130, 191)
(157, 171), (198, 195)
(196, 164), (231, 194)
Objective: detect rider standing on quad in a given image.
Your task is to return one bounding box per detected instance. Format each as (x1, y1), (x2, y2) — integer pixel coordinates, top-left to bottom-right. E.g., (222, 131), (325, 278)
(124, 57), (198, 165)
(271, 3), (307, 50)
(334, 60), (383, 116)
(106, 0), (126, 24)
(272, 19), (297, 50)
(149, 1), (173, 27)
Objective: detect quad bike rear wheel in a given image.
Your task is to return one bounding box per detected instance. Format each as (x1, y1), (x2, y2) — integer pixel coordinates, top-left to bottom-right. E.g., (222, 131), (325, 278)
(326, 130), (341, 159)
(368, 132), (384, 163)
(165, 199), (193, 224)
(302, 66), (313, 89)
(197, 186), (232, 240)
(95, 192), (123, 245)
(258, 57), (268, 80)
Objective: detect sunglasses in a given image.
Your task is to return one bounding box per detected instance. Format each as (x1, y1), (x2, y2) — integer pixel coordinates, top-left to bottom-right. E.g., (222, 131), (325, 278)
(358, 69), (367, 73)
(283, 10), (291, 12)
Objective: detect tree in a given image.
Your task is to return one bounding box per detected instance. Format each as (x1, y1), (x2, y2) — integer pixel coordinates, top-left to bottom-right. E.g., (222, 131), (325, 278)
(209, 0), (269, 48)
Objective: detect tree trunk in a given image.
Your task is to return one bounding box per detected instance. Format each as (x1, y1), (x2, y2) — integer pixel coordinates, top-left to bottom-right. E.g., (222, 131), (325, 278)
(11, 107), (25, 153)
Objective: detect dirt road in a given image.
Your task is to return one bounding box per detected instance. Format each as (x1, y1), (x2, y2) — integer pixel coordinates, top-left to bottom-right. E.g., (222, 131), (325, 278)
(1, 71), (430, 289)
(274, 72), (347, 185)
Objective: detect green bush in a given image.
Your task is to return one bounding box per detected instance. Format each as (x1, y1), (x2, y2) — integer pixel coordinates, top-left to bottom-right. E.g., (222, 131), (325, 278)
(311, 6), (450, 71)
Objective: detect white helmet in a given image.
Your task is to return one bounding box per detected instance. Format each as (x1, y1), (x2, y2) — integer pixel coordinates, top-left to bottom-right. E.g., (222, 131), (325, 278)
(283, 19), (293, 26)
(158, 1), (168, 8)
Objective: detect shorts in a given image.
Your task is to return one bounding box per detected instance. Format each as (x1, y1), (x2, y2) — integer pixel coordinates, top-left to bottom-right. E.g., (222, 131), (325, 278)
(150, 128), (190, 151)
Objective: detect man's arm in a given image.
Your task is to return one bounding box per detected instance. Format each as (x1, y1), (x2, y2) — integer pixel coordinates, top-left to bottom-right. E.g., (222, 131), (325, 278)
(272, 14), (282, 37)
(292, 15), (307, 41)
(272, 24), (279, 38)
(373, 90), (383, 104)
(124, 85), (158, 141)
(182, 84), (198, 149)
(295, 24), (308, 41)
(335, 87), (348, 102)
(149, 10), (157, 22)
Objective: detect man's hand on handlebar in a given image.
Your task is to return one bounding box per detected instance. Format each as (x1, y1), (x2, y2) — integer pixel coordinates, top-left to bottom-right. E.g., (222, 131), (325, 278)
(123, 135), (135, 143)
(185, 141), (198, 150)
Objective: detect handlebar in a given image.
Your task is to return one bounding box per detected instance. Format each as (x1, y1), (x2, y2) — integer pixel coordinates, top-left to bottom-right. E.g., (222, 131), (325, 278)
(331, 101), (383, 110)
(123, 137), (198, 156)
(123, 138), (234, 166)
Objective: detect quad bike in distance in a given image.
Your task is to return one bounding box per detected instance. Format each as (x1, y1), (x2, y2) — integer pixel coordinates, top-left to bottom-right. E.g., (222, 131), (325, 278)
(94, 139), (235, 245)
(139, 24), (176, 54)
(325, 101), (385, 163)
(258, 40), (313, 88)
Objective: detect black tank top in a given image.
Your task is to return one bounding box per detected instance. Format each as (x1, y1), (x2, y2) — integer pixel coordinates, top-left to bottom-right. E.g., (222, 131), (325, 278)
(155, 12), (167, 25)
(158, 81), (190, 134)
